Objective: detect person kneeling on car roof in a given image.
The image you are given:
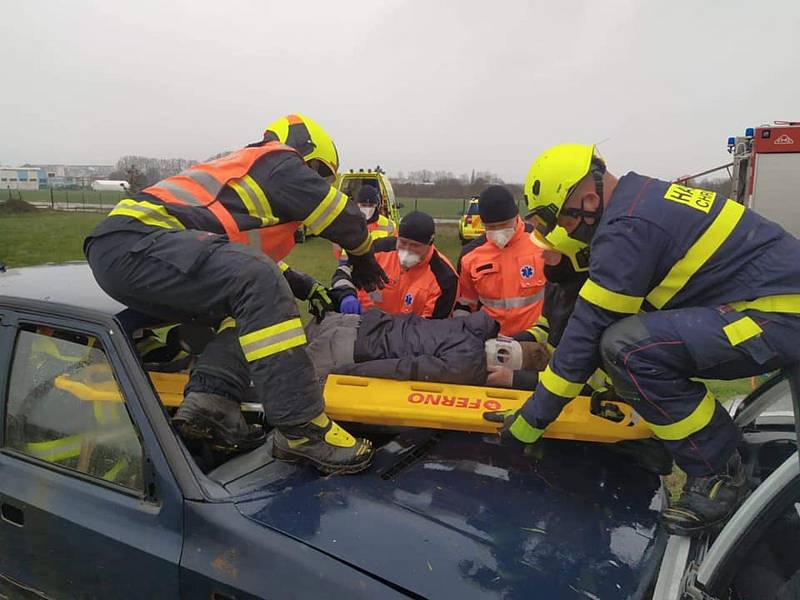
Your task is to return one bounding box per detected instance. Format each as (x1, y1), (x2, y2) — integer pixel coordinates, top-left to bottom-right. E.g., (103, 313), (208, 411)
(455, 185), (547, 335)
(331, 211), (459, 319)
(303, 309), (549, 388)
(84, 114), (388, 475)
(488, 142), (800, 536)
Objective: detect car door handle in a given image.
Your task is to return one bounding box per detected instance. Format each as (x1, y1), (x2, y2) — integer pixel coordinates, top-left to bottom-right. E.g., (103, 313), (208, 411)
(1, 502), (24, 527)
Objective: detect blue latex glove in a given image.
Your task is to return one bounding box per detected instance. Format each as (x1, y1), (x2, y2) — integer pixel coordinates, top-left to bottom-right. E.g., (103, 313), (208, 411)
(339, 295), (363, 315)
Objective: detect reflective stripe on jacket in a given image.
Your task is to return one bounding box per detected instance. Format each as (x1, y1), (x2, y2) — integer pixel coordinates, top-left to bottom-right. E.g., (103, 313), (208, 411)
(456, 219), (547, 336)
(96, 143), (370, 262)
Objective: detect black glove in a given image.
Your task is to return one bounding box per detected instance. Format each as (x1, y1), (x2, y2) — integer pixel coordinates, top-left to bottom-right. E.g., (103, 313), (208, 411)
(348, 251), (389, 292)
(307, 282), (334, 322)
(589, 386), (625, 422)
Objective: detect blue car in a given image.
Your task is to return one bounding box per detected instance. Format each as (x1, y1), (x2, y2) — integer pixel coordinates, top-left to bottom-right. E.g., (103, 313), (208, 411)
(2, 264), (798, 599)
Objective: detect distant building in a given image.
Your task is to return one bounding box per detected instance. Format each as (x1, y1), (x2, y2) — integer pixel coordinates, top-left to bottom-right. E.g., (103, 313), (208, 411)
(91, 180), (129, 191)
(0, 167), (42, 190)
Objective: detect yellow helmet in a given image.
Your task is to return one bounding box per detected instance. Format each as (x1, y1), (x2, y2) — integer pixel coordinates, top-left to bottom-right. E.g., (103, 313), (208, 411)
(263, 114), (340, 179)
(524, 143), (605, 253)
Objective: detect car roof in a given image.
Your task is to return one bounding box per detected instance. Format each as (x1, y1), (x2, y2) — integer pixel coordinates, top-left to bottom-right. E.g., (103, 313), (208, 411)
(0, 262), (126, 316)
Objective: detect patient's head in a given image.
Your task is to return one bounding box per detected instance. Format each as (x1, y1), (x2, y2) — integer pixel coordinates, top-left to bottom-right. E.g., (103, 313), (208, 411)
(485, 337), (550, 372)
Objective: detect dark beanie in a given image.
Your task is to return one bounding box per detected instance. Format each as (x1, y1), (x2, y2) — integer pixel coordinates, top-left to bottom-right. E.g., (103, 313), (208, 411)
(356, 185), (379, 204)
(478, 185), (518, 223)
(399, 211), (435, 244)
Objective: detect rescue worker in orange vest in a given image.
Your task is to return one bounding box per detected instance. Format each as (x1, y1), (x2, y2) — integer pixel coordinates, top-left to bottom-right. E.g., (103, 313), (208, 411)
(333, 185), (396, 263)
(331, 211), (458, 319)
(84, 114), (389, 474)
(455, 185), (547, 336)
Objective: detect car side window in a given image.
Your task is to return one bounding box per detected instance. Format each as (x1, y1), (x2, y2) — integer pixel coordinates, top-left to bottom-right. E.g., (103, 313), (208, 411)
(4, 324), (144, 492)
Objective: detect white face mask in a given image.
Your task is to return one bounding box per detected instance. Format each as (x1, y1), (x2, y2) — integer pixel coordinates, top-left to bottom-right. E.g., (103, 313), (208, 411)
(398, 249), (422, 269)
(359, 205), (376, 220)
(485, 336), (524, 370)
(486, 227), (516, 249)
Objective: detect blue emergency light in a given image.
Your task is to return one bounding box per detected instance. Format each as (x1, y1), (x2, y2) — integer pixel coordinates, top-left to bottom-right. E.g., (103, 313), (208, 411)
(745, 127), (755, 137)
(727, 137), (735, 146)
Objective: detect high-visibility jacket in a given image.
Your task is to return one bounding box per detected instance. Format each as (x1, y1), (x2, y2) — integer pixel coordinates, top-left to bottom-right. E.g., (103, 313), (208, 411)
(522, 172), (800, 429)
(456, 219), (547, 336)
(333, 237), (458, 319)
(333, 212), (396, 260)
(88, 142), (371, 262)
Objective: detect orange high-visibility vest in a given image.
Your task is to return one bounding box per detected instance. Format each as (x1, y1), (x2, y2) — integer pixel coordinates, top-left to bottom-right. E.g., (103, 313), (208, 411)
(143, 143), (301, 261)
(457, 220), (547, 335)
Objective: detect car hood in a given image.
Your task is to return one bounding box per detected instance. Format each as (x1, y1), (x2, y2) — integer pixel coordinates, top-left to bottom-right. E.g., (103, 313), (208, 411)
(232, 431), (667, 599)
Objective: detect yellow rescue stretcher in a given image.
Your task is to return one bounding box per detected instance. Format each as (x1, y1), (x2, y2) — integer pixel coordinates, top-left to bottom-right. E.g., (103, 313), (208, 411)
(55, 366), (652, 444)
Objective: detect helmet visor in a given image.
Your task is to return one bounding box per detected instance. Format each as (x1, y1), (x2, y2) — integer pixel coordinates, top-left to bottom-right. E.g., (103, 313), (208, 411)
(526, 205), (559, 236)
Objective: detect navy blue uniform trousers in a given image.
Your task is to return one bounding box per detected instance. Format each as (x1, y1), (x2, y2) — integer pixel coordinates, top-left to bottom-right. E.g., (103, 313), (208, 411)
(600, 306), (800, 476)
(86, 229), (324, 426)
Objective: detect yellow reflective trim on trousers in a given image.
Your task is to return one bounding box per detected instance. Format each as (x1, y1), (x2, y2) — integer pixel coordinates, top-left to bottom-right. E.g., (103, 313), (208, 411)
(102, 457), (129, 482)
(645, 390), (716, 441)
(239, 318), (307, 362)
(723, 316), (763, 346)
(109, 199), (185, 230)
(26, 435), (83, 462)
(730, 295), (800, 314)
(539, 365), (584, 398)
(579, 279), (644, 314)
(348, 234), (373, 257)
(304, 187), (347, 235)
(647, 200), (745, 309)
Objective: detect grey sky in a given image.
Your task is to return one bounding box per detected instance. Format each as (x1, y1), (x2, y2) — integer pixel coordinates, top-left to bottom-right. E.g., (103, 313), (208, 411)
(1, 0), (799, 182)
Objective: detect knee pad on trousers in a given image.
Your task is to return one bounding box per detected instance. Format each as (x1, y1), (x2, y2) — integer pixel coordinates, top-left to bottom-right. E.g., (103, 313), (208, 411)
(600, 316), (650, 400)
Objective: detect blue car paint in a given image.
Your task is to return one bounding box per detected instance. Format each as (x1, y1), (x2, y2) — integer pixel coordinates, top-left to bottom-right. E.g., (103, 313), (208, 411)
(179, 500), (410, 599)
(233, 430), (668, 599)
(0, 264), (670, 599)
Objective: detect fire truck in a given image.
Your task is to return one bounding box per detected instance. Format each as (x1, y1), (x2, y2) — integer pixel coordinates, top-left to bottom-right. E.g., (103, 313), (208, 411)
(678, 121), (800, 237)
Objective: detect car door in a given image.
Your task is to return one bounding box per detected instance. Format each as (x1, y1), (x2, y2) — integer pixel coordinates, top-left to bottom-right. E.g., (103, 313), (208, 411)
(652, 366), (800, 600)
(0, 311), (183, 599)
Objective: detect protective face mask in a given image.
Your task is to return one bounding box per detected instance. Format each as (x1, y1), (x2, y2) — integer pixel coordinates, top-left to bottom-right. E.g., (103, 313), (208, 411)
(485, 336), (523, 370)
(359, 206), (376, 220)
(398, 249), (422, 269)
(486, 227), (515, 249)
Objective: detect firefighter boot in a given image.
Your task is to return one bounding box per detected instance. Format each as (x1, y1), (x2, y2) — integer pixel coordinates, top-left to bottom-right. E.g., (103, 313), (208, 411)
(173, 392), (265, 452)
(662, 451), (749, 536)
(272, 413), (374, 475)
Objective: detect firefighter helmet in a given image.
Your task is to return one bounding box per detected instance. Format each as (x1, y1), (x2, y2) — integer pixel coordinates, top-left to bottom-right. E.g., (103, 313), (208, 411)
(264, 114), (340, 179)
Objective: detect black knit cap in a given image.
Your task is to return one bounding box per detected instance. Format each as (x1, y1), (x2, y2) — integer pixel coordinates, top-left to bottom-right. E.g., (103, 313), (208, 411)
(399, 211), (435, 244)
(356, 185), (379, 204)
(478, 185), (518, 223)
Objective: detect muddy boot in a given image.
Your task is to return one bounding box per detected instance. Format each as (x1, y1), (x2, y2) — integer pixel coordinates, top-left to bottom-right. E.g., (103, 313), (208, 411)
(173, 392), (265, 452)
(272, 413), (374, 475)
(662, 451), (750, 536)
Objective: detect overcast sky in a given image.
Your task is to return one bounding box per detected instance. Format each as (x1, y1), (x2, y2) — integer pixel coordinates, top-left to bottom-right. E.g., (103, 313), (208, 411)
(1, 0), (798, 182)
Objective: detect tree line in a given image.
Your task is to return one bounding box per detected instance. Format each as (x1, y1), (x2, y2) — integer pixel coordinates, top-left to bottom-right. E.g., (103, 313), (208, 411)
(106, 154), (731, 202)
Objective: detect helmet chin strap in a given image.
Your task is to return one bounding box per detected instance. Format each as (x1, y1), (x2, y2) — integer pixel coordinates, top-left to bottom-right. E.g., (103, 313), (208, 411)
(567, 168), (605, 244)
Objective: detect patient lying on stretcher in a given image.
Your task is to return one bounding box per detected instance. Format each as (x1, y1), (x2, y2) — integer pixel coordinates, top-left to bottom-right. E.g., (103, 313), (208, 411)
(304, 309), (549, 389)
